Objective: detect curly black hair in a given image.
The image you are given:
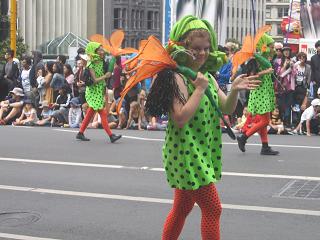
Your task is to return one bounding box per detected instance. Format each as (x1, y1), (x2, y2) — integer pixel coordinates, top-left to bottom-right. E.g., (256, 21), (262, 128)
(145, 69), (186, 117)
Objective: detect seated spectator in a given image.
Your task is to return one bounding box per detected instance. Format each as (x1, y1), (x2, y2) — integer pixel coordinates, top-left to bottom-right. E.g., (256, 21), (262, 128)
(0, 87), (24, 125)
(51, 87), (71, 127)
(67, 97), (82, 128)
(125, 101), (144, 130)
(36, 100), (52, 126)
(147, 116), (168, 131)
(109, 98), (127, 129)
(13, 99), (39, 126)
(90, 112), (118, 129)
(268, 107), (285, 135)
(234, 106), (249, 131)
(292, 98), (320, 136)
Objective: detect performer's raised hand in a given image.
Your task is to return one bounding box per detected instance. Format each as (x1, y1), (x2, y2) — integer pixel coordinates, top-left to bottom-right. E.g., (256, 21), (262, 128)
(231, 74), (261, 91)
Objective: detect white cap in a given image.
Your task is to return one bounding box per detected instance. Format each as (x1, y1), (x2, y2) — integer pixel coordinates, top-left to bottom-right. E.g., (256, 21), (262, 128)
(311, 98), (320, 106)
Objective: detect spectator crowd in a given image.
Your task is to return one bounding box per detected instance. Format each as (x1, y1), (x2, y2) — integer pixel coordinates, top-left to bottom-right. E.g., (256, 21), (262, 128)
(1, 40), (320, 136)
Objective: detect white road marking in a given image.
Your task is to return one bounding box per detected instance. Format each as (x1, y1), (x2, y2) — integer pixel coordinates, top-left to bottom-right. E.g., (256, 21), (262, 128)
(52, 129), (320, 149)
(0, 232), (60, 240)
(0, 184), (319, 217)
(0, 157), (320, 181)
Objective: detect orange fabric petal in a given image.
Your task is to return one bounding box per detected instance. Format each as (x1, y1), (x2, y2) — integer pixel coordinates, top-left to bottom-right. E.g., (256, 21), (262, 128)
(232, 35), (254, 74)
(89, 34), (112, 53)
(254, 25), (272, 48)
(110, 30), (124, 50)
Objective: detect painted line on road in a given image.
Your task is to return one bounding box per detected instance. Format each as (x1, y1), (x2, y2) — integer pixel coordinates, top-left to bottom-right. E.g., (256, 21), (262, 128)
(1, 157), (320, 181)
(52, 129), (320, 149)
(0, 184), (319, 217)
(0, 232), (60, 240)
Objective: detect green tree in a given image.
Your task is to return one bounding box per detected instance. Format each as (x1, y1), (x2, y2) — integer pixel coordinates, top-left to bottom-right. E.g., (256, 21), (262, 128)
(0, 35), (28, 62)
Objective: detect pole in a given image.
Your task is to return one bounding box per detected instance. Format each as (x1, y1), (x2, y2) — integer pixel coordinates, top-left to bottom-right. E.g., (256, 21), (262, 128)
(251, 0), (256, 35)
(285, 0), (294, 45)
(10, 0), (17, 56)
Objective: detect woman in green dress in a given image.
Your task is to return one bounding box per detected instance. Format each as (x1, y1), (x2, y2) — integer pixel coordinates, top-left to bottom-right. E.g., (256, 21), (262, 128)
(236, 34), (279, 155)
(144, 16), (261, 240)
(76, 42), (121, 143)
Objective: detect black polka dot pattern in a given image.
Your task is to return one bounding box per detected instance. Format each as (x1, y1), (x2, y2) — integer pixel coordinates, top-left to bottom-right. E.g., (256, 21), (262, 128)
(248, 73), (275, 115)
(163, 73), (222, 190)
(85, 61), (106, 110)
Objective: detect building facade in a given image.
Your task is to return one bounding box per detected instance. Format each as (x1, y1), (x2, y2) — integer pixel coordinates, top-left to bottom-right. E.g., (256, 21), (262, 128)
(97, 0), (163, 49)
(265, 0), (290, 41)
(226, 0), (266, 43)
(15, 0), (93, 52)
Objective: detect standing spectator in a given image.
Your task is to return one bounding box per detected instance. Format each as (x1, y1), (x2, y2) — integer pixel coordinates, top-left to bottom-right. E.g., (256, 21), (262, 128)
(277, 46), (295, 126)
(272, 42), (283, 71)
(0, 88), (24, 125)
(37, 67), (46, 104)
(111, 57), (123, 99)
(44, 61), (55, 104)
(29, 51), (44, 89)
(74, 56), (87, 104)
(216, 42), (236, 94)
(57, 55), (67, 65)
(64, 64), (75, 96)
(292, 52), (311, 123)
(18, 56), (32, 98)
(36, 100), (52, 126)
(310, 40), (320, 97)
(2, 49), (19, 91)
(68, 97), (82, 128)
(13, 99), (39, 126)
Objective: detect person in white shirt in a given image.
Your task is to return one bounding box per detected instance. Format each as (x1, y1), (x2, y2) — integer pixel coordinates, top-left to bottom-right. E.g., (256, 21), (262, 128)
(36, 67), (46, 104)
(13, 99), (39, 126)
(293, 98), (320, 136)
(19, 56), (32, 98)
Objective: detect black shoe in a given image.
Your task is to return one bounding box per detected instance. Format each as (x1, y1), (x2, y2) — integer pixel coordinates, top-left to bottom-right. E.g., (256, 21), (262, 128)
(110, 134), (122, 143)
(260, 146), (279, 155)
(237, 134), (247, 152)
(76, 132), (90, 141)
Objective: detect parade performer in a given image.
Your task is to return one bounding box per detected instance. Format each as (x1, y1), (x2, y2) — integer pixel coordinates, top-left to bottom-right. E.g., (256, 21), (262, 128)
(233, 28), (279, 155)
(76, 42), (121, 143)
(120, 15), (261, 240)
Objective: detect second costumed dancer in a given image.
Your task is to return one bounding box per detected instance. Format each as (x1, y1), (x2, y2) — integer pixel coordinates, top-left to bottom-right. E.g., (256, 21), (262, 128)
(76, 42), (121, 143)
(233, 29), (279, 155)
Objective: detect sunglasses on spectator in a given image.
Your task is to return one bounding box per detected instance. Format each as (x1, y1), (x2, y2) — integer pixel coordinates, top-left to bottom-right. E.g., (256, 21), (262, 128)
(276, 49), (282, 52)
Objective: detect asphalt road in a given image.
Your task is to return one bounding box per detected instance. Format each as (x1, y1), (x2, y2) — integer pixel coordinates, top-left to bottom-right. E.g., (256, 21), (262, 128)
(0, 126), (319, 240)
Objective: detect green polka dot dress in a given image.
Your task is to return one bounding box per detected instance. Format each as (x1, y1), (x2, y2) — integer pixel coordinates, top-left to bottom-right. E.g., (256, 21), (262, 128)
(248, 73), (275, 115)
(162, 73), (222, 190)
(85, 61), (106, 111)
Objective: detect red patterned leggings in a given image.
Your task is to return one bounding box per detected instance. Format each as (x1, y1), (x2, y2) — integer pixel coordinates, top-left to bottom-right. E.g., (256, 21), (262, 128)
(162, 183), (222, 240)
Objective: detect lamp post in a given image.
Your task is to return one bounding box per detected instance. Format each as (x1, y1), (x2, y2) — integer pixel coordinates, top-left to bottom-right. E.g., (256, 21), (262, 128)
(10, 0), (16, 56)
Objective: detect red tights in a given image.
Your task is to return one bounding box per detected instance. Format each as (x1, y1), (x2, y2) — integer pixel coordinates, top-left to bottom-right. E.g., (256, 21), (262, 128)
(162, 184), (222, 240)
(79, 107), (112, 136)
(243, 113), (270, 143)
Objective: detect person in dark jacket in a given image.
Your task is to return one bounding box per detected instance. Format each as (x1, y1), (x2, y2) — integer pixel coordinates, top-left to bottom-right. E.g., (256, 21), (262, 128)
(310, 40), (320, 97)
(29, 50), (44, 89)
(2, 49), (19, 91)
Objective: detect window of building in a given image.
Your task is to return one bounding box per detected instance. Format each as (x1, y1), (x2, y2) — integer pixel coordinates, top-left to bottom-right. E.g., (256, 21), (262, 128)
(278, 7), (289, 18)
(277, 24), (283, 35)
(155, 11), (159, 29)
(140, 11), (144, 29)
(136, 10), (139, 29)
(114, 8), (121, 29)
(122, 8), (127, 29)
(147, 11), (154, 29)
(131, 10), (135, 29)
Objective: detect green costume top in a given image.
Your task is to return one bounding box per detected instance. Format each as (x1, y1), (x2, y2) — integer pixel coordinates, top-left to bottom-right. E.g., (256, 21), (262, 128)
(163, 74), (222, 190)
(85, 42), (106, 111)
(163, 16), (225, 190)
(248, 34), (276, 115)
